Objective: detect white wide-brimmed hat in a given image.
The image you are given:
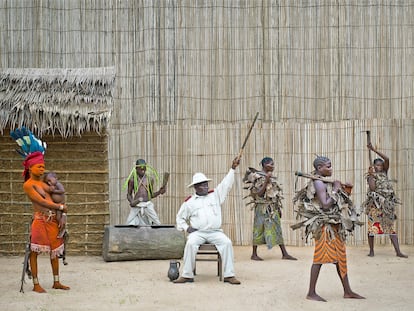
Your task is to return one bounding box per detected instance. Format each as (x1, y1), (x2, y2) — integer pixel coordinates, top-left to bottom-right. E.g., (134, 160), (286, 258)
(187, 172), (212, 188)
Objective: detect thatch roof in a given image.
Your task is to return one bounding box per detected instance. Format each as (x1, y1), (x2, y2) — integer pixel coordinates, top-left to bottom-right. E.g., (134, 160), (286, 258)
(0, 67), (115, 137)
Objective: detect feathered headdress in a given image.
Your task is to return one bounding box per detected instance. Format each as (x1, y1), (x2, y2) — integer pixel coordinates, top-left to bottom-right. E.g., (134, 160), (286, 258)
(10, 127), (47, 180)
(10, 127), (46, 157)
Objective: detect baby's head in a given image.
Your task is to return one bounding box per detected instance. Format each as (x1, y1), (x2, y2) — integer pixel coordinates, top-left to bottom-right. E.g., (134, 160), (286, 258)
(44, 172), (58, 186)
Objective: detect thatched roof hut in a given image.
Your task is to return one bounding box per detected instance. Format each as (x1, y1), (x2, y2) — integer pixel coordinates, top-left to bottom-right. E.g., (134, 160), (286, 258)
(0, 67), (115, 137)
(0, 67), (115, 256)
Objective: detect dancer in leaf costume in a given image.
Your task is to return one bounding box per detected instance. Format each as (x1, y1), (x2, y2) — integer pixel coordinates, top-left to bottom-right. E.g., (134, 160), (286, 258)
(362, 143), (407, 258)
(243, 157), (296, 261)
(292, 156), (364, 302)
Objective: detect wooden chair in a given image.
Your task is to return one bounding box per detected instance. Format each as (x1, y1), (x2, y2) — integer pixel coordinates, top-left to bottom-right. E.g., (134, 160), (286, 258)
(194, 243), (223, 281)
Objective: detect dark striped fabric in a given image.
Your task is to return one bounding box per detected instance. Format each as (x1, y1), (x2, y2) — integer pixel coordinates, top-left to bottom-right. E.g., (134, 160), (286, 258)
(313, 225), (347, 279)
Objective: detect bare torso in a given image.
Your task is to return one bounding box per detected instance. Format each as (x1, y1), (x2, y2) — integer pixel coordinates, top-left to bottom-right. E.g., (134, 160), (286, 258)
(23, 177), (57, 214)
(128, 176), (152, 204)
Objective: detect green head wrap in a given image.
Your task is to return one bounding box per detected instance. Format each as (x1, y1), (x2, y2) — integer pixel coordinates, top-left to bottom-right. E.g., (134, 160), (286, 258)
(122, 160), (161, 198)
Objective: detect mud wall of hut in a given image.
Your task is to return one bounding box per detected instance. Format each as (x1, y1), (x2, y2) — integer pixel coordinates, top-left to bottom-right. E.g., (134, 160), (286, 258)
(0, 130), (109, 255)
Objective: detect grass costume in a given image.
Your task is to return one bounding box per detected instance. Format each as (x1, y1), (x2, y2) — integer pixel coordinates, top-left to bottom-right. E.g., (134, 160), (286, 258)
(362, 142), (407, 258)
(291, 155), (364, 302)
(243, 157), (296, 261)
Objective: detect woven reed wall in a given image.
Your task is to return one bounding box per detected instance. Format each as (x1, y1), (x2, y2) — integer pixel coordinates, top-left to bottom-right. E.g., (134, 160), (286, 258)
(111, 0), (414, 124)
(0, 1), (413, 248)
(111, 119), (414, 246)
(1, 0), (412, 122)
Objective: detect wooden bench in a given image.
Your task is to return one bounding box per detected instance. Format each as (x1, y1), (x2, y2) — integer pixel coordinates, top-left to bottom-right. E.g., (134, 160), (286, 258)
(194, 243), (223, 281)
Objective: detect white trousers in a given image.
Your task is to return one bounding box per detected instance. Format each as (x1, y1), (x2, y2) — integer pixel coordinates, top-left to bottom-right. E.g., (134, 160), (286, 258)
(181, 230), (236, 278)
(126, 201), (161, 225)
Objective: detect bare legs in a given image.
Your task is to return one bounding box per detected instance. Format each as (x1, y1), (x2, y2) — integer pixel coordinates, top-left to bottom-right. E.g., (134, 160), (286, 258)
(51, 257), (70, 290)
(251, 245), (297, 261)
(306, 263), (365, 302)
(306, 264), (326, 301)
(250, 245), (263, 260)
(280, 245), (297, 260)
(30, 252), (46, 293)
(29, 251), (69, 293)
(368, 234), (408, 258)
(368, 234), (375, 256)
(390, 235), (408, 258)
(335, 264), (365, 299)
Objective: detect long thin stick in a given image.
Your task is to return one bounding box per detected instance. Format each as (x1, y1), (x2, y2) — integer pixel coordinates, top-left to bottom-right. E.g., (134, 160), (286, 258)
(295, 171), (336, 184)
(238, 112), (259, 159)
(366, 130), (373, 165)
(20, 221), (32, 293)
(294, 171), (353, 194)
(362, 130), (373, 165)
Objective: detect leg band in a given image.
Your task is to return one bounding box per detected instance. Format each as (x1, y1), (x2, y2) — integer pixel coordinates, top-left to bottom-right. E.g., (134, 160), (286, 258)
(54, 275), (59, 282)
(33, 277), (39, 285)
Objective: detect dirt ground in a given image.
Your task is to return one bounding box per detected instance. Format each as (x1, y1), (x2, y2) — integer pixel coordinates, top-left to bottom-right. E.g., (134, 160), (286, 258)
(1, 244), (413, 311)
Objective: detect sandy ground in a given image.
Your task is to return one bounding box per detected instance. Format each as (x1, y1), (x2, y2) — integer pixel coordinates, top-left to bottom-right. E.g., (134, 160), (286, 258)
(1, 244), (413, 311)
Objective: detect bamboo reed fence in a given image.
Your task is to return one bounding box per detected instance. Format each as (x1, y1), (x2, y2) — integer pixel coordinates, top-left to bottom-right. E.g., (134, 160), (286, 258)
(0, 1), (413, 252)
(111, 118), (414, 246)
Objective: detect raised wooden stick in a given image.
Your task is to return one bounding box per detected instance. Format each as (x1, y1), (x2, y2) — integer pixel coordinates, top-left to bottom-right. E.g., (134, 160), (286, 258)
(294, 171), (353, 194)
(237, 112), (259, 160)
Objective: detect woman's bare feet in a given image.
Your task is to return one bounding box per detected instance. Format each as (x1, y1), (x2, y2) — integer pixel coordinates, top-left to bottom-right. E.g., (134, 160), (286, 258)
(282, 254), (297, 260)
(306, 293), (327, 302)
(250, 254), (263, 261)
(396, 252), (408, 258)
(33, 284), (46, 293)
(344, 291), (365, 299)
(52, 282), (70, 290)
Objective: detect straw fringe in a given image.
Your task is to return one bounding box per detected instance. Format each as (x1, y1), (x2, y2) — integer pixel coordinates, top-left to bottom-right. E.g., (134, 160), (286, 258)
(0, 67), (115, 137)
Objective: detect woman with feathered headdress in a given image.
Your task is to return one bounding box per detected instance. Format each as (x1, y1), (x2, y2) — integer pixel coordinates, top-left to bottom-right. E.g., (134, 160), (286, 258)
(11, 127), (70, 293)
